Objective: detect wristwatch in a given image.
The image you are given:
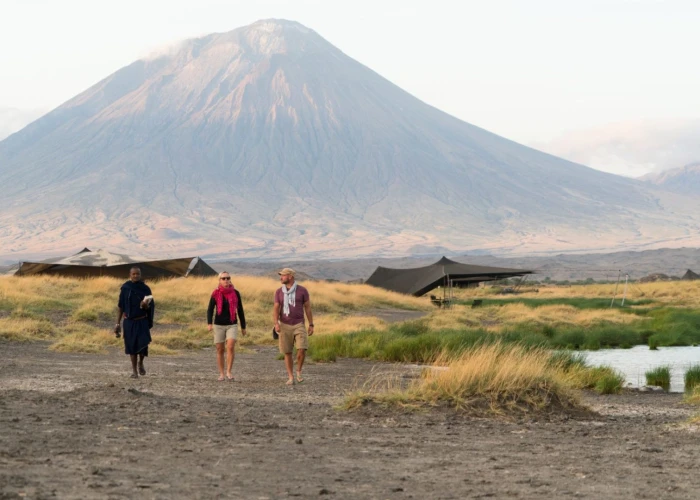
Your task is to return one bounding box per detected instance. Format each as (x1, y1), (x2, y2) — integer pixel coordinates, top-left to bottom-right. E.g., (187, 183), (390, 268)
(309, 323), (314, 327)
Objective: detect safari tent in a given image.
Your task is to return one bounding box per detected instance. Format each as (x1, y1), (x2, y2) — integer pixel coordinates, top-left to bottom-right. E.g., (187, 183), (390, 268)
(15, 248), (217, 279)
(682, 269), (700, 280)
(365, 256), (533, 297)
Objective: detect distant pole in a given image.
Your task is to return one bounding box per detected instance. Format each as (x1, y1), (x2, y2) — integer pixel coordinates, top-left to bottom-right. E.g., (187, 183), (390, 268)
(610, 271), (621, 308)
(621, 274), (629, 307)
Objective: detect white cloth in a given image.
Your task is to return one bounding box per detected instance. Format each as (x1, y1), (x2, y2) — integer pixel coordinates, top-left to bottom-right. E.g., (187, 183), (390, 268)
(281, 283), (297, 317)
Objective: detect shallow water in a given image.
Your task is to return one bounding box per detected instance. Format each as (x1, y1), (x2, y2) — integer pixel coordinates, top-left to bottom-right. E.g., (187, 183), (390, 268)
(583, 345), (700, 392)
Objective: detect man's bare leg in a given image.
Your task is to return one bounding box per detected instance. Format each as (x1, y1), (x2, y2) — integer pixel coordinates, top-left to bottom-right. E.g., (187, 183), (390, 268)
(129, 354), (138, 378)
(284, 353), (294, 385)
(226, 339), (235, 379)
(296, 348), (306, 382)
(138, 352), (146, 375)
(216, 342), (225, 380)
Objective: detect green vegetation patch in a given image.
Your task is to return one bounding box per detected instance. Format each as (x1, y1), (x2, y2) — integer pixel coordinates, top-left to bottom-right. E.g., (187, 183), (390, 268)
(594, 370), (625, 394)
(685, 365), (700, 393)
(312, 306), (700, 363)
(645, 365), (671, 391)
(310, 320), (501, 363)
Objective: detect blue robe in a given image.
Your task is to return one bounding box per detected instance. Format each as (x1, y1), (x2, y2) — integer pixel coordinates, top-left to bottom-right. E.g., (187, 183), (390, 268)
(118, 280), (155, 356)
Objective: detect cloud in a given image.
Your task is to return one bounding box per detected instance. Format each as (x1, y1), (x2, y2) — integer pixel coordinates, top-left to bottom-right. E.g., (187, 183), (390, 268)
(0, 107), (48, 140)
(531, 118), (700, 177)
(139, 37), (195, 61)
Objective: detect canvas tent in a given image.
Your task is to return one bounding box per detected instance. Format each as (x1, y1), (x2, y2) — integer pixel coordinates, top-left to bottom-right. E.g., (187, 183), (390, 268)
(15, 248), (217, 279)
(365, 257), (533, 297)
(682, 269), (700, 280)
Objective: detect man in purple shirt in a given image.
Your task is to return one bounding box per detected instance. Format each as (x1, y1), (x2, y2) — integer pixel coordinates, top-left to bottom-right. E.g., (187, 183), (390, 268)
(273, 268), (314, 385)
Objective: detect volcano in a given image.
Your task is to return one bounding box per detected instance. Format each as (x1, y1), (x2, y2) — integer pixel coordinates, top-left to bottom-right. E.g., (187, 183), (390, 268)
(1, 19), (699, 262)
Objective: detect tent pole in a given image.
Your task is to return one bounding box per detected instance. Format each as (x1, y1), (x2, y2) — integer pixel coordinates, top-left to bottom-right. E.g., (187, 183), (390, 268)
(620, 274), (629, 307)
(448, 276), (453, 308)
(610, 271), (621, 308)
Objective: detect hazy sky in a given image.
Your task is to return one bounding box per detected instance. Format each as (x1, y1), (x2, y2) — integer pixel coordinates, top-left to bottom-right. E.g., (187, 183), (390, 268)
(1, 0), (698, 145)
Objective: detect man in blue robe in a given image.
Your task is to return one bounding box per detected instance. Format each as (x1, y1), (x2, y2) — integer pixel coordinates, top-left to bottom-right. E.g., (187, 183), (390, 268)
(114, 267), (155, 378)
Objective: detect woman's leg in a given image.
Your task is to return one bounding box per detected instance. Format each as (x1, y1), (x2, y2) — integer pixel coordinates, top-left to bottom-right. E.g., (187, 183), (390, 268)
(216, 342), (225, 380)
(226, 338), (236, 378)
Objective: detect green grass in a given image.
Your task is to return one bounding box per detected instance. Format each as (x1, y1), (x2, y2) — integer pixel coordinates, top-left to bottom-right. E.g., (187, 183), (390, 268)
(594, 370), (625, 394)
(310, 307), (700, 364)
(548, 350), (588, 371)
(457, 297), (655, 309)
(310, 320), (644, 364)
(684, 365), (700, 393)
(512, 307), (700, 350)
(645, 309), (700, 347)
(311, 321), (487, 363)
(645, 366), (671, 391)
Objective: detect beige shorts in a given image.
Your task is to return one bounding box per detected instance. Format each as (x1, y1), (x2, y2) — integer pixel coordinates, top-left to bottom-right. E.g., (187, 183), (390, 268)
(213, 324), (238, 344)
(278, 322), (308, 354)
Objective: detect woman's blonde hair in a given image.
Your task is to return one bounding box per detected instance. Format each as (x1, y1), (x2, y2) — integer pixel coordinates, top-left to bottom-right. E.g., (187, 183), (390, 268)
(218, 271), (230, 278)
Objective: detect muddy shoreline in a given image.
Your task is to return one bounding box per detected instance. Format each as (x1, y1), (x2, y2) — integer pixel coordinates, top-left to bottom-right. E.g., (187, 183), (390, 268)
(2, 341), (699, 499)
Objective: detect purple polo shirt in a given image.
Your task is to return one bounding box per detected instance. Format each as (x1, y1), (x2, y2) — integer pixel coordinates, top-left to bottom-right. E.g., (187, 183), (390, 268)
(275, 285), (310, 325)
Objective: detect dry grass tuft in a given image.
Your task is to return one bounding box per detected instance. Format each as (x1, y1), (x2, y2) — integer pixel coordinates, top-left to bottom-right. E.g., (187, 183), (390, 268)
(344, 344), (583, 416)
(0, 317), (55, 341)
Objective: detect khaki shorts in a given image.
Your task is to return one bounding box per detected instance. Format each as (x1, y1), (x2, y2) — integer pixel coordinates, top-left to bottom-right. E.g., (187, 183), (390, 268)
(278, 322), (308, 354)
(213, 324), (238, 344)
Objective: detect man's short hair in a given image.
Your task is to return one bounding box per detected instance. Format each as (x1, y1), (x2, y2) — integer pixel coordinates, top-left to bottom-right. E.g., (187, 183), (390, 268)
(130, 266), (141, 273)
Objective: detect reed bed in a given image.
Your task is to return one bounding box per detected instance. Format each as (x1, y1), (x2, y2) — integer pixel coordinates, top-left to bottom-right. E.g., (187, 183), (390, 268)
(684, 365), (700, 393)
(645, 366), (672, 391)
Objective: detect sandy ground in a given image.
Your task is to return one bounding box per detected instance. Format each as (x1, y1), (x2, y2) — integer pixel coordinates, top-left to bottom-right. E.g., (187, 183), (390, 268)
(2, 341), (700, 500)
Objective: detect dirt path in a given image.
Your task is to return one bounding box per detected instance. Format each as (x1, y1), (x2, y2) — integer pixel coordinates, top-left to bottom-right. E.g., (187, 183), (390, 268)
(2, 341), (699, 499)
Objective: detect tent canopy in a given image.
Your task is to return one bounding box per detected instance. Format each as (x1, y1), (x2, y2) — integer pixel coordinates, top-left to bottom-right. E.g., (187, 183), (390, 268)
(682, 269), (700, 281)
(365, 256), (533, 296)
(15, 248), (217, 279)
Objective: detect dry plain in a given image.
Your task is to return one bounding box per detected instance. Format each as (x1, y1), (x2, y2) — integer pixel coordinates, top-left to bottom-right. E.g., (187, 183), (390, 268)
(2, 277), (700, 499)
